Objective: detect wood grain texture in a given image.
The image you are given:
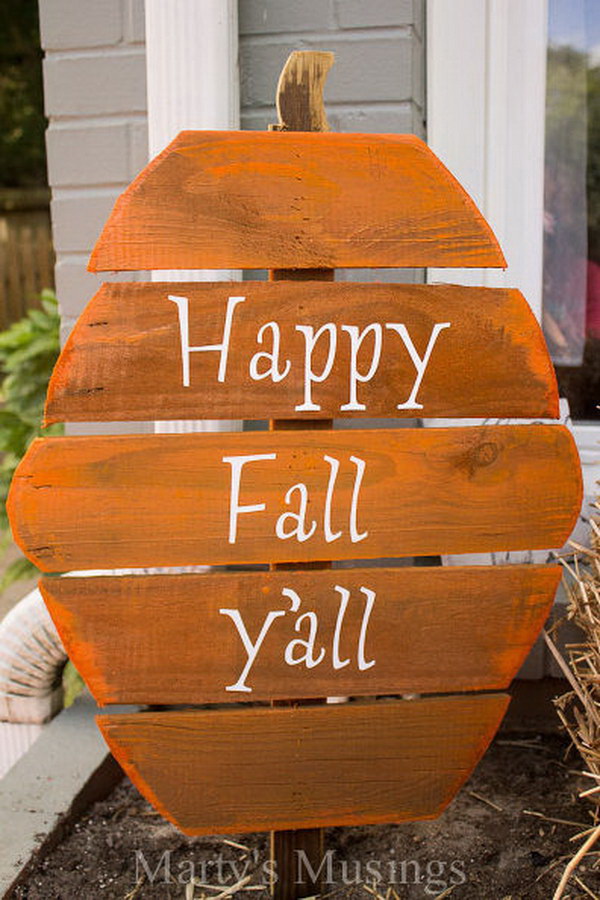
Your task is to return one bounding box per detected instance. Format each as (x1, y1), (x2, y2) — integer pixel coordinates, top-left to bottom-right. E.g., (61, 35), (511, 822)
(45, 282), (559, 424)
(9, 426), (581, 572)
(97, 694), (510, 835)
(41, 565), (560, 705)
(87, 131), (506, 272)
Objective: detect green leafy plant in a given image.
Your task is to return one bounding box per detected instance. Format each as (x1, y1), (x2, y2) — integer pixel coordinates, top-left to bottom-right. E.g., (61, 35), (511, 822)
(0, 288), (62, 589)
(0, 290), (84, 705)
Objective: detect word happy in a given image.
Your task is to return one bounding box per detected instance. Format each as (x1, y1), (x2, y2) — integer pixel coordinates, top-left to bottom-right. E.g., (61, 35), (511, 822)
(169, 294), (451, 412)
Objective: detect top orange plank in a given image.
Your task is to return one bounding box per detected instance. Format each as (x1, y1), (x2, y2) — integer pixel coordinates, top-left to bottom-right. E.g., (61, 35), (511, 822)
(89, 132), (506, 272)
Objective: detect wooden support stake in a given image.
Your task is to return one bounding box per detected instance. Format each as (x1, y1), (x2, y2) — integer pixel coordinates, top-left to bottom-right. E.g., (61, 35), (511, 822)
(269, 50), (334, 900)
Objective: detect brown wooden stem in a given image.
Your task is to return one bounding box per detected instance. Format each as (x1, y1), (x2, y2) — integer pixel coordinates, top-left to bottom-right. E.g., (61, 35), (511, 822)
(269, 267), (333, 898)
(269, 51), (335, 899)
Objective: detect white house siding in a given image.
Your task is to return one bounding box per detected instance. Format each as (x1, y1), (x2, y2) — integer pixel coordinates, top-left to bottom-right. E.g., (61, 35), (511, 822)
(39, 0), (150, 438)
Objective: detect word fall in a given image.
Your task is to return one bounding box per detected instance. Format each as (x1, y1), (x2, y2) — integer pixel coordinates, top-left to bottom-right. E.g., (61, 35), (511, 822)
(223, 452), (368, 545)
(169, 294), (451, 412)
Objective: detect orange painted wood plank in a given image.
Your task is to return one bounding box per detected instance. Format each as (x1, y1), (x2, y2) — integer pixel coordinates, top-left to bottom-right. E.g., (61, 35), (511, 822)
(97, 694), (509, 835)
(9, 426), (581, 572)
(41, 565), (559, 705)
(88, 132), (506, 272)
(45, 282), (558, 424)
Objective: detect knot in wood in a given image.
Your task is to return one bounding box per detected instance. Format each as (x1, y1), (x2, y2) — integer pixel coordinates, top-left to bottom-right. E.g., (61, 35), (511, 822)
(472, 441), (499, 468)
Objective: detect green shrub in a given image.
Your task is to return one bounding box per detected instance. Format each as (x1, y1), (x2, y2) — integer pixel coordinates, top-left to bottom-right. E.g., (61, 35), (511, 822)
(0, 289), (62, 589)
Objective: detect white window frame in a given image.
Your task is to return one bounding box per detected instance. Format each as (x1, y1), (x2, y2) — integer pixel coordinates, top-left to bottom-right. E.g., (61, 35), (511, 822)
(427, 0), (548, 313)
(427, 0), (600, 511)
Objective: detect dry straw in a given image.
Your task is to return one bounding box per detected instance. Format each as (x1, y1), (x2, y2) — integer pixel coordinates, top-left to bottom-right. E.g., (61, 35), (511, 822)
(545, 499), (600, 899)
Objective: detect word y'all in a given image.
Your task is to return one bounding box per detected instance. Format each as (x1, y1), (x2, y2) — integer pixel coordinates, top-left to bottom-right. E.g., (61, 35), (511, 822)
(169, 295), (451, 412)
(220, 583), (376, 692)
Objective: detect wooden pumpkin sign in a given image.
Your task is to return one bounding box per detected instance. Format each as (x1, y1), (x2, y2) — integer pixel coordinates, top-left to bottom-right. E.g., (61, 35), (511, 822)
(7, 51), (581, 886)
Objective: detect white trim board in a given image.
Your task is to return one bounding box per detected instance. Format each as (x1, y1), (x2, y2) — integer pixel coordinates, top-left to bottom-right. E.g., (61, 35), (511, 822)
(145, 0), (241, 435)
(427, 0), (548, 319)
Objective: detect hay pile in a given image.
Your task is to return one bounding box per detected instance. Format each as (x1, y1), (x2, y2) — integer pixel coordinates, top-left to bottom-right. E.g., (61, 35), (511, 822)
(550, 505), (600, 789)
(545, 500), (600, 898)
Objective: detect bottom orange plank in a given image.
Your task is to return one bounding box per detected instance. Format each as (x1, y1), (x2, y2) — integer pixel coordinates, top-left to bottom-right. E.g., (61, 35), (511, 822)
(98, 694), (509, 835)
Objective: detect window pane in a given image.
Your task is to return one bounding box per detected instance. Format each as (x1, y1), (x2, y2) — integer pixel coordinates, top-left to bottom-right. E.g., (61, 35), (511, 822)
(543, 0), (600, 419)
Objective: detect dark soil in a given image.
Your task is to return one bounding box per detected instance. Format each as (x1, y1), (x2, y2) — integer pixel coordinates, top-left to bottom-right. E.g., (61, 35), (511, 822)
(11, 733), (600, 899)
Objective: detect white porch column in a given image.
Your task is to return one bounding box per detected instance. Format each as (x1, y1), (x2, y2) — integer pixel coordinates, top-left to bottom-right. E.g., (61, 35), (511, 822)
(145, 0), (241, 433)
